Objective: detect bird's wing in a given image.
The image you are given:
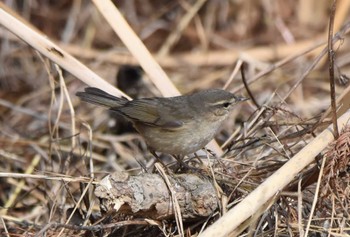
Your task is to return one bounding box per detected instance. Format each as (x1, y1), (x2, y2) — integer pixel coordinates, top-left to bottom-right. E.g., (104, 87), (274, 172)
(115, 99), (184, 129)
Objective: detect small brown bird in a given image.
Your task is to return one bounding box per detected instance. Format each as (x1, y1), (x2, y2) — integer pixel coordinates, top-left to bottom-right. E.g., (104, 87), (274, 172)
(76, 87), (247, 155)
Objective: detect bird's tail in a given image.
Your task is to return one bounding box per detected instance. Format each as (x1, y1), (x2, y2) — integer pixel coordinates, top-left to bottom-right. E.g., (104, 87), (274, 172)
(76, 87), (127, 108)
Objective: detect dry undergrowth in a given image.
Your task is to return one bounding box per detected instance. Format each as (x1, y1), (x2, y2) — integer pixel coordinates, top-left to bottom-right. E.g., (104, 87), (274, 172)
(1, 1), (350, 236)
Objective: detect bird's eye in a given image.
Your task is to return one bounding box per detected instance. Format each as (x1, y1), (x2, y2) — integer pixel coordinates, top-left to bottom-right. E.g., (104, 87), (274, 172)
(223, 102), (231, 108)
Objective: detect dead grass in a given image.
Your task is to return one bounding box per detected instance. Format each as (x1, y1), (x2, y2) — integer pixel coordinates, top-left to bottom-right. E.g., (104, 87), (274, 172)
(1, 0), (350, 236)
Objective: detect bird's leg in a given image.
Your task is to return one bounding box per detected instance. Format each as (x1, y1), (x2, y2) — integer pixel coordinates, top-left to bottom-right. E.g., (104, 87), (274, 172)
(150, 150), (166, 166)
(192, 152), (204, 165)
(173, 155), (194, 172)
(150, 150), (177, 174)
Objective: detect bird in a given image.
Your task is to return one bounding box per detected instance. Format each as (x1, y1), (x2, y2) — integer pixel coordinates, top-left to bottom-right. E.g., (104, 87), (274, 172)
(76, 87), (248, 156)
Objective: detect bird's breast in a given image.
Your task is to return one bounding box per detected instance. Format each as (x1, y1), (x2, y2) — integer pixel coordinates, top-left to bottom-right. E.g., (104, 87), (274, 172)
(133, 118), (224, 155)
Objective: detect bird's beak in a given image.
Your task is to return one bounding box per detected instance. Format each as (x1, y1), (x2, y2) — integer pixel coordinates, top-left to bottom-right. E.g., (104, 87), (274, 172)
(236, 96), (249, 102)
